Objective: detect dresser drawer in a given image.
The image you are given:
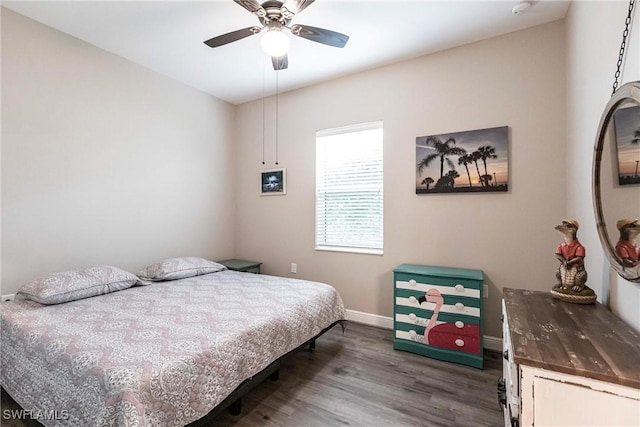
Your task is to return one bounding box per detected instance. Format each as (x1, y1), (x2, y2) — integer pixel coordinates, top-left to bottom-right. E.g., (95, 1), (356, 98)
(428, 323), (481, 354)
(395, 271), (481, 294)
(395, 305), (481, 326)
(395, 318), (481, 354)
(395, 289), (481, 318)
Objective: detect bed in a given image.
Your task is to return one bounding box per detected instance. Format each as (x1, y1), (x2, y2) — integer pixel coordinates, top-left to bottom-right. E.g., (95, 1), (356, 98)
(0, 260), (346, 426)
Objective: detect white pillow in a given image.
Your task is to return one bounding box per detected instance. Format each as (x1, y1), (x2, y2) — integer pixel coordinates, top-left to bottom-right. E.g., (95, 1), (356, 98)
(17, 265), (139, 305)
(137, 257), (227, 282)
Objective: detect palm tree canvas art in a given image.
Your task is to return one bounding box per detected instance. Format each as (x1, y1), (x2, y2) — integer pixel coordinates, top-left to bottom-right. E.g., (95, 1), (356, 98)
(416, 126), (509, 194)
(613, 106), (640, 186)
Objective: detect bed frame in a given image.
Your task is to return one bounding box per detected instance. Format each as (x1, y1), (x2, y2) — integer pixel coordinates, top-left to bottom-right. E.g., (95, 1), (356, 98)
(188, 320), (345, 426)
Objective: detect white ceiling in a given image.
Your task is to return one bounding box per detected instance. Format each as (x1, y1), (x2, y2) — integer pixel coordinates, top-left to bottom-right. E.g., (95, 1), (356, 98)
(3, 0), (570, 105)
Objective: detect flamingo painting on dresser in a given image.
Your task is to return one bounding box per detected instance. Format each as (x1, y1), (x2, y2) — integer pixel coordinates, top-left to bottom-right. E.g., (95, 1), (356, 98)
(417, 288), (481, 354)
(417, 289), (444, 345)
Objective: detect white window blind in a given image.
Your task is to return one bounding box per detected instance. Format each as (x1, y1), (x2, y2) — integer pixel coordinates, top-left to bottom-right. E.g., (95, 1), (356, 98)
(315, 121), (383, 254)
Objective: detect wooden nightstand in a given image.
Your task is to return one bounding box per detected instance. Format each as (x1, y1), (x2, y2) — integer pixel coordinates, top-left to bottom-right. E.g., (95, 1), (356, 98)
(217, 259), (262, 274)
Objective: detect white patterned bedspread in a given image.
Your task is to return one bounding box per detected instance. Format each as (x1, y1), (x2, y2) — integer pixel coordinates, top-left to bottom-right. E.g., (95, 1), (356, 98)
(0, 271), (346, 426)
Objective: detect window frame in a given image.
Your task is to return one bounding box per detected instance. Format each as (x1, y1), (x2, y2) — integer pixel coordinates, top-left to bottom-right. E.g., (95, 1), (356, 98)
(314, 121), (384, 255)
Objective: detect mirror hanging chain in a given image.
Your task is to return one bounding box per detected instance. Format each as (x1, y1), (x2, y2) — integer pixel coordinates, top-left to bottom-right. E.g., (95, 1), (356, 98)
(612, 0), (636, 96)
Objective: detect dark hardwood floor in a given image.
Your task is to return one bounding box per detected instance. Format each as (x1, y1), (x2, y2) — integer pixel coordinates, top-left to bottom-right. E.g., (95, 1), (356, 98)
(2, 322), (504, 426)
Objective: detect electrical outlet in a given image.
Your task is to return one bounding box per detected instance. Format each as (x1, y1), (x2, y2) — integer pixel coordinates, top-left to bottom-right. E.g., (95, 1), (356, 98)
(483, 284), (488, 299)
(291, 263), (297, 274)
(1, 294), (16, 302)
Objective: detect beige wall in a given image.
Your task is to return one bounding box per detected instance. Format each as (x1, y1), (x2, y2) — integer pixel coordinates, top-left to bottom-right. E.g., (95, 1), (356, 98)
(11, 4), (635, 341)
(1, 8), (237, 293)
(235, 21), (567, 339)
(566, 1), (640, 331)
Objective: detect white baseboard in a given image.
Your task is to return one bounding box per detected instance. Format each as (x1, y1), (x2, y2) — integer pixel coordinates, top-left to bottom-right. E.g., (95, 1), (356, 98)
(483, 335), (503, 352)
(346, 309), (394, 329)
(345, 308), (503, 352)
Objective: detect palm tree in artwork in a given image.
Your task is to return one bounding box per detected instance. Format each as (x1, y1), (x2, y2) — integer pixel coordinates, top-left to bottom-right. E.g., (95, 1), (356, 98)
(477, 145), (498, 177)
(445, 170), (460, 188)
(481, 174), (493, 187)
(458, 153), (474, 187)
(471, 151), (484, 187)
(421, 177), (434, 190)
(417, 137), (466, 180)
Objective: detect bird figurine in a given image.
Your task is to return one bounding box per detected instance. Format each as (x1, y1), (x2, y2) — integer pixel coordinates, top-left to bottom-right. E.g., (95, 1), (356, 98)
(550, 219), (596, 304)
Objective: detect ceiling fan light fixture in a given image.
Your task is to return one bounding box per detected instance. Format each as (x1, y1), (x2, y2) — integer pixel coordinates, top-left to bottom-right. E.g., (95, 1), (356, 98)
(261, 28), (290, 57)
(204, 0), (349, 70)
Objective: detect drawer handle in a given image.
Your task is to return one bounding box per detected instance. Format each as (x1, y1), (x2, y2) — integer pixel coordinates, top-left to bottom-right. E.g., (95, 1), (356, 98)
(408, 296), (417, 304)
(408, 279), (417, 287)
(455, 338), (465, 347)
(454, 284), (465, 292)
(408, 313), (417, 322)
(409, 330), (417, 339)
(455, 320), (465, 329)
(498, 378), (506, 406)
(455, 302), (465, 311)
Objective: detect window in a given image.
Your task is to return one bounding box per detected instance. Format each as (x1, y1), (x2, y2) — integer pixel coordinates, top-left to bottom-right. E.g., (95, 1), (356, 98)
(315, 121), (383, 254)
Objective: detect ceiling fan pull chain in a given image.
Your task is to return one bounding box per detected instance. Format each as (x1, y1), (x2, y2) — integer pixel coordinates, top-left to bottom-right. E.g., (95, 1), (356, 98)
(262, 58), (266, 165)
(612, 0), (636, 96)
(275, 71), (279, 166)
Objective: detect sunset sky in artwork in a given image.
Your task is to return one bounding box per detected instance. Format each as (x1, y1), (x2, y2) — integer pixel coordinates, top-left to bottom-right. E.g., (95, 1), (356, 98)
(613, 106), (640, 177)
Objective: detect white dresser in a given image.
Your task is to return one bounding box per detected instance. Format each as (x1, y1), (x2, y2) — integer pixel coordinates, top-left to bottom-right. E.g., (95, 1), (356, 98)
(500, 288), (640, 427)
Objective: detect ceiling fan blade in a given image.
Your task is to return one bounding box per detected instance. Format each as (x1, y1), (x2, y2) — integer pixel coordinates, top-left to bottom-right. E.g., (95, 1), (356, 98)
(290, 24), (349, 48)
(272, 54), (288, 70)
(281, 0), (315, 18)
(204, 27), (261, 48)
(233, 0), (266, 17)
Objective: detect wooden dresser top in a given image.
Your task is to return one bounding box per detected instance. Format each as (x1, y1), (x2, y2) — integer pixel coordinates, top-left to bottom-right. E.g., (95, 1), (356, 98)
(503, 288), (640, 389)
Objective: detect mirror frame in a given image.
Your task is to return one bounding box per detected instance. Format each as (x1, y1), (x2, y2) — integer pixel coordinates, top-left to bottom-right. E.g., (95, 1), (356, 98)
(592, 80), (640, 283)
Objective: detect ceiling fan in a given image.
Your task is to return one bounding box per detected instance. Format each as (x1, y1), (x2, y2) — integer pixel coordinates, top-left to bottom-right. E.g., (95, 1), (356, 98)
(204, 0), (349, 71)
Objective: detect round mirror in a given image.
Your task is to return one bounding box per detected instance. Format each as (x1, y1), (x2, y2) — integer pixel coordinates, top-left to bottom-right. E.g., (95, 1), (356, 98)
(593, 81), (640, 282)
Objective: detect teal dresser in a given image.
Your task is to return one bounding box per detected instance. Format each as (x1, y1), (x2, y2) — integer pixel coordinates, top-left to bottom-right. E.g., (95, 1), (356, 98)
(393, 264), (484, 369)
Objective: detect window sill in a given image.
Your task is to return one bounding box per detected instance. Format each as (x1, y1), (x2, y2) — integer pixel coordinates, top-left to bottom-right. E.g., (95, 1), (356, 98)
(315, 246), (383, 256)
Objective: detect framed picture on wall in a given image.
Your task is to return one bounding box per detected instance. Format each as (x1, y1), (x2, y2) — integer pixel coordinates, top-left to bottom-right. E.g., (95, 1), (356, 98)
(416, 126), (509, 194)
(260, 168), (286, 196)
(613, 105), (640, 186)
